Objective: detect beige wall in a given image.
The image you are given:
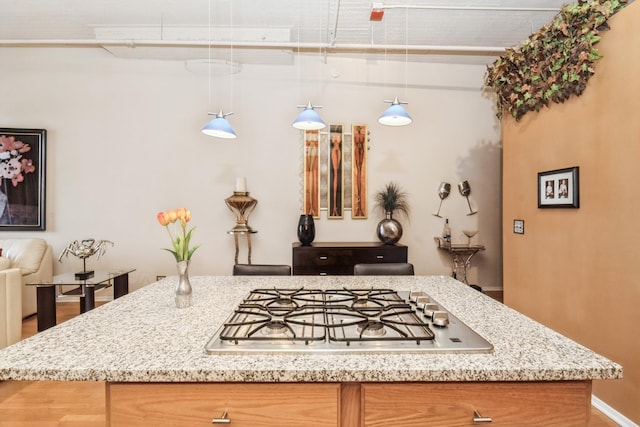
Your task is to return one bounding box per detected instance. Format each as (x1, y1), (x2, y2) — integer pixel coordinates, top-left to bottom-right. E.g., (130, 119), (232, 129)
(0, 47), (502, 290)
(503, 2), (640, 422)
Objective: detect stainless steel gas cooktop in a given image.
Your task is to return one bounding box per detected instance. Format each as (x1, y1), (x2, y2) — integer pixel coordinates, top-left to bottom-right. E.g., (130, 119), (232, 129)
(205, 288), (493, 354)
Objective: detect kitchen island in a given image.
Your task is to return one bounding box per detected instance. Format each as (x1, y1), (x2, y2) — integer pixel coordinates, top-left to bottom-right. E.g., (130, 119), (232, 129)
(0, 276), (622, 426)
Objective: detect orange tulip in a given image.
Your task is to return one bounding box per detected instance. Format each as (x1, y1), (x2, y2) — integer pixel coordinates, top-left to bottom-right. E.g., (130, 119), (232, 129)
(156, 207), (199, 262)
(157, 212), (168, 226)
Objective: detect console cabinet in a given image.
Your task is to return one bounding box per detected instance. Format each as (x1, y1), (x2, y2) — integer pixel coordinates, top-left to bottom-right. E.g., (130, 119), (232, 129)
(292, 242), (408, 275)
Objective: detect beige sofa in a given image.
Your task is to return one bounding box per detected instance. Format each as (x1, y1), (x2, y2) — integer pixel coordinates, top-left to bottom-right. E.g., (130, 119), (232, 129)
(0, 238), (53, 318)
(0, 268), (22, 348)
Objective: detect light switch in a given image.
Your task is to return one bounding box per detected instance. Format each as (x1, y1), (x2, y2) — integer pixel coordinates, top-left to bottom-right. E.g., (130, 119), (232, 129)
(513, 219), (524, 234)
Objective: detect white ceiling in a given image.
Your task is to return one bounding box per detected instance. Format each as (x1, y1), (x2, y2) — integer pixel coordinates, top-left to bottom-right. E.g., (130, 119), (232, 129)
(0, 0), (575, 65)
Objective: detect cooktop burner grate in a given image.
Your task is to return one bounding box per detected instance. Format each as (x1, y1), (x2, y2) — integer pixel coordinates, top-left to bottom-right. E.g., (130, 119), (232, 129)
(206, 288), (493, 354)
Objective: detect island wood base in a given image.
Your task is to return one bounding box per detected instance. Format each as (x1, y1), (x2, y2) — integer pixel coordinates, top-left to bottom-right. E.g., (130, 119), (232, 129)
(106, 380), (591, 426)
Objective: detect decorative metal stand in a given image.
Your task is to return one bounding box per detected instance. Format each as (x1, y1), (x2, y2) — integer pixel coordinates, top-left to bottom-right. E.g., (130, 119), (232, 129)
(434, 237), (485, 285)
(225, 191), (258, 264)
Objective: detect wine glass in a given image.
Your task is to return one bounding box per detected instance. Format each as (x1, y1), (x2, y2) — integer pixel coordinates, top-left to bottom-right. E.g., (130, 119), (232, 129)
(432, 182), (451, 217)
(458, 180), (477, 215)
(462, 229), (478, 245)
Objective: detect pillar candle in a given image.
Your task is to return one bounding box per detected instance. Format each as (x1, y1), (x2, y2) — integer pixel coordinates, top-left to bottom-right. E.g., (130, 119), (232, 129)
(236, 177), (247, 193)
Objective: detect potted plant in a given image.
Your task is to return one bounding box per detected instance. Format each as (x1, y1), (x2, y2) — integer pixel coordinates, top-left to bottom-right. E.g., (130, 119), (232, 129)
(374, 182), (409, 244)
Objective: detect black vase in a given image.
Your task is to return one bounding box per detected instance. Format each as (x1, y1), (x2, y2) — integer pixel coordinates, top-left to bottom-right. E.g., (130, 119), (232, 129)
(297, 214), (315, 246)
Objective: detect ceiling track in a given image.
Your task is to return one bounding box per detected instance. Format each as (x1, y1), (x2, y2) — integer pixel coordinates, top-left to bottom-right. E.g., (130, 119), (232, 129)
(372, 3), (560, 12)
(0, 39), (506, 55)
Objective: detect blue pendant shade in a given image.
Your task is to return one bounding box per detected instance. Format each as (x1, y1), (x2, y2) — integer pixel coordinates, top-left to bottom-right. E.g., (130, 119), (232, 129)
(292, 101), (326, 130)
(202, 110), (237, 139)
(378, 97), (412, 126)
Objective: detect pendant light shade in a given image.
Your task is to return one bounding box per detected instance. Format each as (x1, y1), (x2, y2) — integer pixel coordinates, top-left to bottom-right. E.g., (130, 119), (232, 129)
(378, 97), (412, 126)
(202, 110), (237, 139)
(292, 102), (326, 130)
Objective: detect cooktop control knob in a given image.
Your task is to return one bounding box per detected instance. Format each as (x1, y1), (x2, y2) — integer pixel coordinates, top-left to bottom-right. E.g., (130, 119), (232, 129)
(432, 311), (450, 327)
(423, 303), (440, 319)
(415, 296), (431, 309)
(409, 291), (427, 303)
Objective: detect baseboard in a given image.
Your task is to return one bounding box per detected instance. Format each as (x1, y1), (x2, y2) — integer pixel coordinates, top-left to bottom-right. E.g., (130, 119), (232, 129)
(592, 395), (638, 427)
(479, 286), (502, 292)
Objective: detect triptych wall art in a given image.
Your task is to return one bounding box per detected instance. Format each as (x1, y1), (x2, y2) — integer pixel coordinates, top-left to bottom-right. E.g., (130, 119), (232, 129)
(302, 124), (369, 220)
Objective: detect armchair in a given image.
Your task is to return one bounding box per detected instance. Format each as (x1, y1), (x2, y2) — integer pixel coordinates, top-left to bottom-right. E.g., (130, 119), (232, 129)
(0, 238), (53, 318)
(0, 268), (22, 348)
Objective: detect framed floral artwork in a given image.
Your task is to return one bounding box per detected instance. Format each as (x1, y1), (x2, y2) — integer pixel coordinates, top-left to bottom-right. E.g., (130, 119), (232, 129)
(0, 128), (47, 230)
(538, 166), (579, 208)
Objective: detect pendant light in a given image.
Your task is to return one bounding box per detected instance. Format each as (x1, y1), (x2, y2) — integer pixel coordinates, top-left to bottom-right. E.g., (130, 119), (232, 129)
(201, 0), (237, 139)
(202, 110), (237, 138)
(378, 97), (412, 126)
(291, 6), (325, 131)
(293, 102), (326, 130)
(378, 7), (412, 127)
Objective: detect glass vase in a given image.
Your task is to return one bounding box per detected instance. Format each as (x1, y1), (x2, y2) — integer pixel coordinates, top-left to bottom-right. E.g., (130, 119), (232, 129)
(175, 260), (192, 308)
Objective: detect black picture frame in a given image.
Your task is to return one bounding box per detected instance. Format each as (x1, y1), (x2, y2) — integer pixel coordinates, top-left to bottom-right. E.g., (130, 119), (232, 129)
(538, 166), (579, 208)
(0, 128), (47, 230)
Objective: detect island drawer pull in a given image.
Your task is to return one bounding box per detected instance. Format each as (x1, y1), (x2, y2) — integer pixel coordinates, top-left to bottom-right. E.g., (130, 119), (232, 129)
(319, 256), (329, 260)
(472, 409), (492, 423)
(376, 255), (384, 259)
(212, 411), (231, 424)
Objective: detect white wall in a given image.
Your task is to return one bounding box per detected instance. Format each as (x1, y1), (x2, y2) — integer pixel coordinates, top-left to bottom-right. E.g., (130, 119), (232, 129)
(0, 47), (502, 290)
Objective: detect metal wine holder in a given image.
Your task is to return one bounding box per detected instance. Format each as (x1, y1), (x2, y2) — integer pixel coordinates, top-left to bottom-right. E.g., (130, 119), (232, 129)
(458, 180), (477, 215)
(432, 182), (451, 217)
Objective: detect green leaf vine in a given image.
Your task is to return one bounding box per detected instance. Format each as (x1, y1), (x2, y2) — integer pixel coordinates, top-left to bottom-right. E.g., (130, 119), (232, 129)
(484, 0), (628, 121)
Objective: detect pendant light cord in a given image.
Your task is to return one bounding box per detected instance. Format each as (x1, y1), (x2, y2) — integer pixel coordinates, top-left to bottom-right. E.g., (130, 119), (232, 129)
(207, 0), (212, 113)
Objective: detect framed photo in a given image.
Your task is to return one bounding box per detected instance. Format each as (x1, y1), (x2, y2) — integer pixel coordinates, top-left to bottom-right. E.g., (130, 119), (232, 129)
(538, 166), (579, 208)
(0, 128), (47, 230)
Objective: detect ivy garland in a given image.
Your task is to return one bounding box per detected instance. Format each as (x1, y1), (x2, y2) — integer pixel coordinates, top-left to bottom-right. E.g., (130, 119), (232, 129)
(484, 0), (628, 121)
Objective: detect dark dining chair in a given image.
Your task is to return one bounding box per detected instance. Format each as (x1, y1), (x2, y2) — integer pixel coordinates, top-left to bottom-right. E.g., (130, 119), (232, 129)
(232, 264), (292, 276)
(353, 263), (415, 276)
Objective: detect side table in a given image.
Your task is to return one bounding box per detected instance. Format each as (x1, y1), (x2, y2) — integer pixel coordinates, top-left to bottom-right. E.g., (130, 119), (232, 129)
(434, 238), (485, 286)
(27, 268), (135, 332)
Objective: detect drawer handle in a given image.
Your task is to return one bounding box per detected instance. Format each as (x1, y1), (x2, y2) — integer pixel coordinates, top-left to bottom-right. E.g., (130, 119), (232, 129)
(376, 255), (384, 259)
(319, 256), (328, 260)
(212, 411), (231, 424)
(473, 409), (492, 423)
(319, 272), (327, 276)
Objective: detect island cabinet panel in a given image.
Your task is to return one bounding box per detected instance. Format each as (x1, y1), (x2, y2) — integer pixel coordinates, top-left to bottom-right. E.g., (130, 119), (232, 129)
(107, 383), (340, 427)
(360, 381), (592, 427)
(292, 242), (408, 275)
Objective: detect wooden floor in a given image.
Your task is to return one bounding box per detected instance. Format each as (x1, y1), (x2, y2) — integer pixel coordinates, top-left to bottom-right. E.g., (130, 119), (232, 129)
(0, 299), (619, 426)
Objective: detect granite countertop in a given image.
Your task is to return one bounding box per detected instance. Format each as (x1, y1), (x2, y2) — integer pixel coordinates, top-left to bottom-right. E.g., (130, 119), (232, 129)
(0, 275), (622, 383)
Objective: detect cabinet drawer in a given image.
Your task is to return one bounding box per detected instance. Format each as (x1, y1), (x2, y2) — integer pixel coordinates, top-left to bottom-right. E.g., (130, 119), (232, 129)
(361, 381), (591, 426)
(293, 249), (354, 275)
(353, 247), (407, 264)
(108, 383), (340, 427)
